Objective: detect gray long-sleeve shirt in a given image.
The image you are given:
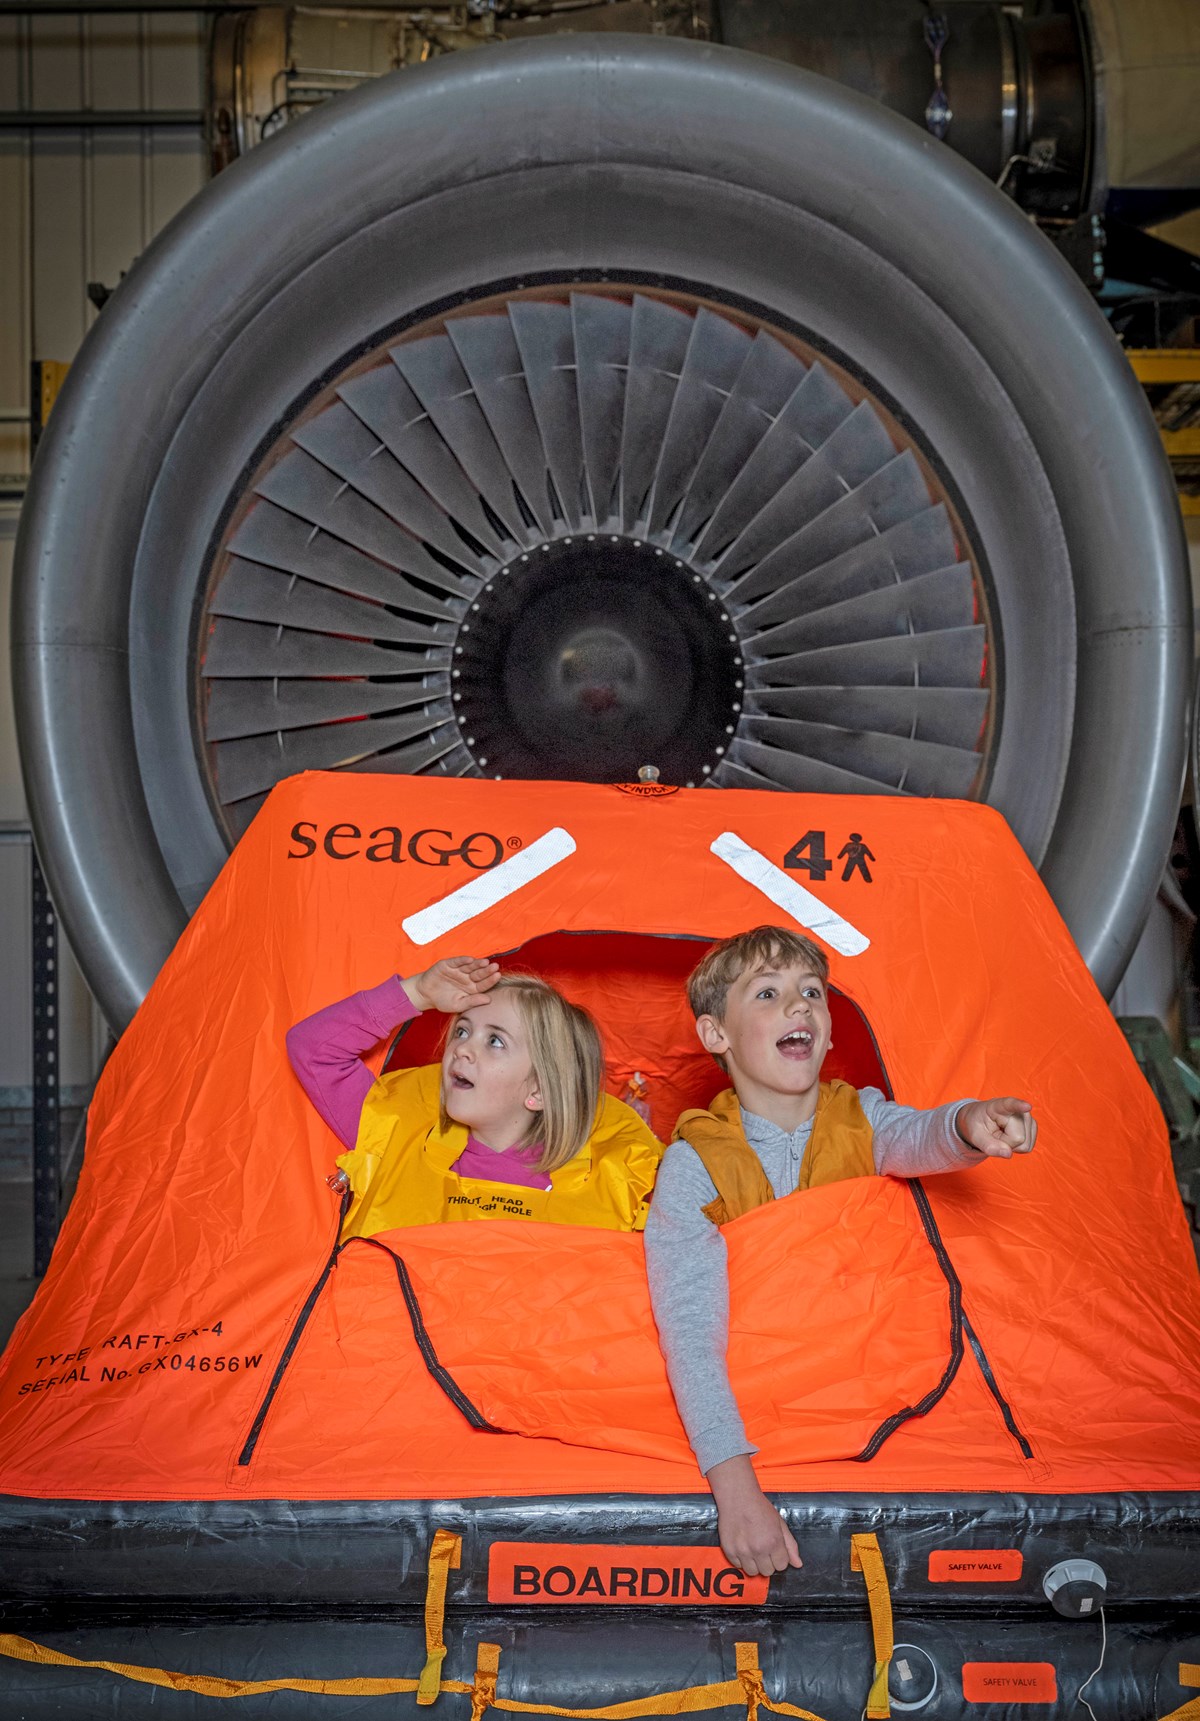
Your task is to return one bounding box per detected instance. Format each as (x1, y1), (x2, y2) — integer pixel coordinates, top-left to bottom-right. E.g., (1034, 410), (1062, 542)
(643, 1089), (982, 1475)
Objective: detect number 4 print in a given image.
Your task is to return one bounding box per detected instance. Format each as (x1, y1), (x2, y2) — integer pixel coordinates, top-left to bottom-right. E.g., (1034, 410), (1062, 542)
(783, 831), (832, 880)
(784, 831), (875, 884)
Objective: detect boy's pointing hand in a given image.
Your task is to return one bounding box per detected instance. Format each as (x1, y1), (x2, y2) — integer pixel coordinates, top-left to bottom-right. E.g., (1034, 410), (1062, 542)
(956, 1097), (1037, 1158)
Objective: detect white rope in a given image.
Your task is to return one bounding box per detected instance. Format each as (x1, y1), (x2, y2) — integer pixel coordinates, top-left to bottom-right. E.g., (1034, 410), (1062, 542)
(1077, 1606), (1107, 1721)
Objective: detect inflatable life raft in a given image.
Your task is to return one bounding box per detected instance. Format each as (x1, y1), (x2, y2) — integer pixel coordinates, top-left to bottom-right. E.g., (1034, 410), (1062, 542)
(0, 776), (1198, 1720)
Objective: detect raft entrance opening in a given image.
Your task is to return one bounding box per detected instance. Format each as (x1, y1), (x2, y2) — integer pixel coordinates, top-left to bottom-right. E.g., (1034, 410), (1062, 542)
(384, 930), (890, 1140)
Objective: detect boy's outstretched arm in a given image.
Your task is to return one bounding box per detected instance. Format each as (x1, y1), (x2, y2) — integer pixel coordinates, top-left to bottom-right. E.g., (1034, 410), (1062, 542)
(644, 1142), (802, 1577)
(860, 1089), (1036, 1176)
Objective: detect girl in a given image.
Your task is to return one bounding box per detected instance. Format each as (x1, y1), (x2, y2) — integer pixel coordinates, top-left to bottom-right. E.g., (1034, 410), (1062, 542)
(287, 957), (662, 1234)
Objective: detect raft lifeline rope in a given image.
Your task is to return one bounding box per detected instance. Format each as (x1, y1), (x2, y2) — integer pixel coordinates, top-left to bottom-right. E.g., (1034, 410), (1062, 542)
(4, 1529), (1197, 1721)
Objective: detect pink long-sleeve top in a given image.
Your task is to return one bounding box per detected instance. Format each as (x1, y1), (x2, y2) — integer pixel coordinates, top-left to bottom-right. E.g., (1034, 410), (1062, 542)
(285, 975), (552, 1191)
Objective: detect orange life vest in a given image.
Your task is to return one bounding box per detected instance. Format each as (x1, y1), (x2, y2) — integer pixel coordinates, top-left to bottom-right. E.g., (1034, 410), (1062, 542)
(337, 1063), (663, 1235)
(674, 1079), (876, 1224)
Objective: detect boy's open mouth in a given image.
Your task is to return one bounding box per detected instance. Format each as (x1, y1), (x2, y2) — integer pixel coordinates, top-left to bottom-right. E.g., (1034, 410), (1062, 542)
(776, 1028), (814, 1058)
(449, 1071), (475, 1091)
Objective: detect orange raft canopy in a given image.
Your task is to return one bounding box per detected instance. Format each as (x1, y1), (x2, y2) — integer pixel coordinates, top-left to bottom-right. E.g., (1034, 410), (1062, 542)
(1, 771), (1199, 1507)
(5, 773), (1200, 1720)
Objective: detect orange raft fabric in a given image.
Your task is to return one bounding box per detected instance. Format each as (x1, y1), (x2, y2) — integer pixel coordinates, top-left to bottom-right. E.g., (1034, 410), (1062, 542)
(0, 774), (1199, 1502)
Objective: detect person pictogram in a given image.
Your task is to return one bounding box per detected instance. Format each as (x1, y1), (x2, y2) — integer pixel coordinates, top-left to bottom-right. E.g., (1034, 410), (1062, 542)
(838, 833), (875, 883)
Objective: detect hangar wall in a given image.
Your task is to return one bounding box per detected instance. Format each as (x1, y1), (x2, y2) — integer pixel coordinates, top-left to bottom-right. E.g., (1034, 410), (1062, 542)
(0, 12), (205, 1117)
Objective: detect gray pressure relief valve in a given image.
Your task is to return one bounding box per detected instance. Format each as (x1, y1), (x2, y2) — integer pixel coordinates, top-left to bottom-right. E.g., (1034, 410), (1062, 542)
(1042, 1559), (1108, 1617)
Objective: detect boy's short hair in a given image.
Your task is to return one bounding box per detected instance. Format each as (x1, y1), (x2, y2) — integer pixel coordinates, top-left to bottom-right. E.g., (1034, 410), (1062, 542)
(687, 926), (830, 1023)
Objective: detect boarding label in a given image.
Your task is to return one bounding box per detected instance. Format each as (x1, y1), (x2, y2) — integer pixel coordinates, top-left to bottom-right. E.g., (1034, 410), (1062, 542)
(487, 1543), (769, 1605)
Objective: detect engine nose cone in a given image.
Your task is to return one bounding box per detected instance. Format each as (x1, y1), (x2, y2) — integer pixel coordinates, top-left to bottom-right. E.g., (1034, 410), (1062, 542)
(557, 627), (640, 714)
(455, 536), (744, 784)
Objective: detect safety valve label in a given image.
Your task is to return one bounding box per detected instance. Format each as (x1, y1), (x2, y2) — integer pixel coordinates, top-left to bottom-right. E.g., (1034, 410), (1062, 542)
(929, 1549), (1023, 1582)
(962, 1663), (1057, 1703)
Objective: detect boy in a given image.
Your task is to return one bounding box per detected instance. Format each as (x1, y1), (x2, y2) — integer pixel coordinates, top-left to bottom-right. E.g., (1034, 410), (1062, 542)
(644, 925), (1036, 1578)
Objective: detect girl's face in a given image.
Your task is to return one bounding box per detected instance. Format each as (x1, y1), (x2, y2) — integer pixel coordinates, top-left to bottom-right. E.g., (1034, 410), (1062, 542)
(441, 992), (543, 1151)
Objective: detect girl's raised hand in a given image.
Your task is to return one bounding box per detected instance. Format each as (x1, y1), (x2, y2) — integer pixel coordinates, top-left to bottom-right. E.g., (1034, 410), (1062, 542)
(402, 957), (499, 1015)
(956, 1096), (1037, 1158)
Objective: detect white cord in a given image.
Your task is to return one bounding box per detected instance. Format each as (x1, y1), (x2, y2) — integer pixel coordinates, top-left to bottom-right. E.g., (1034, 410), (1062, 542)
(1077, 1606), (1107, 1721)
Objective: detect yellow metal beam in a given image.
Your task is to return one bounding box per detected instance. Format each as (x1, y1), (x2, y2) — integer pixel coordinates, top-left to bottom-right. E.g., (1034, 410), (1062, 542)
(31, 359), (71, 452)
(1161, 427), (1200, 459)
(1127, 348), (1200, 385)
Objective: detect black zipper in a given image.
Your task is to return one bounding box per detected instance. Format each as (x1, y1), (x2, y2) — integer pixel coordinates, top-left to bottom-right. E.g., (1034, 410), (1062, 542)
(237, 1186), (350, 1469)
(962, 1310), (1034, 1459)
(853, 1178), (964, 1461)
(237, 1194), (498, 1468)
(350, 1236), (498, 1432)
(853, 1178), (1033, 1465)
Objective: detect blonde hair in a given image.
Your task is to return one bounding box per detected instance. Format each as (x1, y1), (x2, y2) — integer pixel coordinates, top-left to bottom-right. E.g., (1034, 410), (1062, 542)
(688, 925), (830, 1042)
(439, 974), (604, 1175)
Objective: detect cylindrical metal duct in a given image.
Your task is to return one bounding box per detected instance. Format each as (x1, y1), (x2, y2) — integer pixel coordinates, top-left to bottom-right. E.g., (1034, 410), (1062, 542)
(207, 1), (1098, 217)
(717, 0), (1091, 214)
(12, 38), (1191, 1029)
(1086, 0), (1200, 203)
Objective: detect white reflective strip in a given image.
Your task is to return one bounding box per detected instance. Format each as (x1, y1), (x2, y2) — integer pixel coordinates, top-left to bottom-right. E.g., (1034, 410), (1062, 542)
(402, 827), (577, 946)
(710, 831), (870, 957)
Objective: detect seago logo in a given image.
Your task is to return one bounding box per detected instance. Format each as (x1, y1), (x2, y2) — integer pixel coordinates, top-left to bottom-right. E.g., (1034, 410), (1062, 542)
(287, 821), (505, 870)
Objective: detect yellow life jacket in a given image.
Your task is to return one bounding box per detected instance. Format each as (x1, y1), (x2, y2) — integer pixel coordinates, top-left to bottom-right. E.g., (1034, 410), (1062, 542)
(674, 1079), (876, 1226)
(337, 1064), (663, 1236)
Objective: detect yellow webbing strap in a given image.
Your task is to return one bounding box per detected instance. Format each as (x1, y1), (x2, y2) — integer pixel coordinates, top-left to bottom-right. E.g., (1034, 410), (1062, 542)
(418, 1528), (464, 1705)
(472, 1642), (501, 1721)
(4, 1621), (1197, 1721)
(1160, 1704), (1200, 1721)
(0, 1632), (824, 1717)
(737, 1641), (764, 1721)
(476, 1642), (824, 1721)
(1158, 1667), (1200, 1721)
(850, 1533), (893, 1720)
(0, 1632), (457, 1698)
